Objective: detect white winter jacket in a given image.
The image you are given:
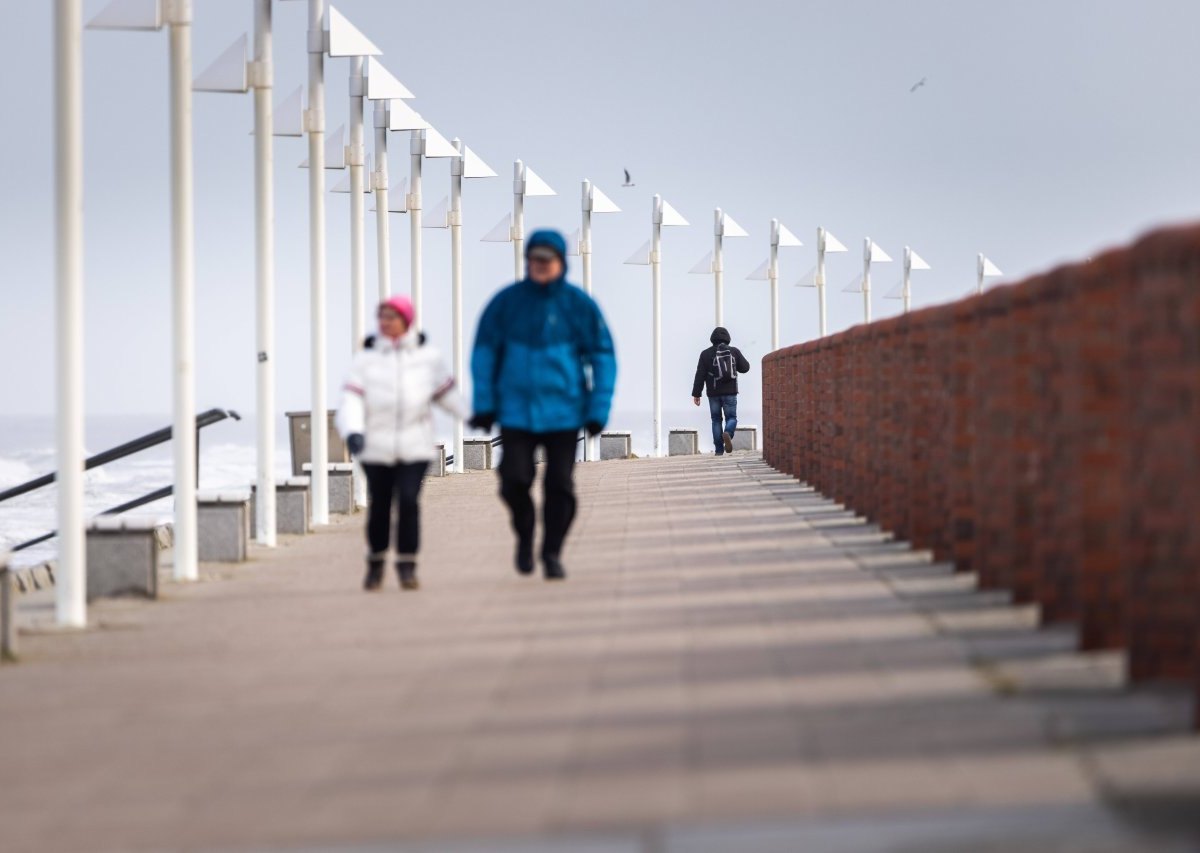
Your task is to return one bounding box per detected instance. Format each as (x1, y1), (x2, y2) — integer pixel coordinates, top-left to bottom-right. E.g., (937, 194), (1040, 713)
(336, 331), (467, 464)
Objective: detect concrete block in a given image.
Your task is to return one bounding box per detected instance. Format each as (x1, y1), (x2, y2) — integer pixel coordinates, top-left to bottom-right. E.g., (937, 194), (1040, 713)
(430, 444), (447, 477)
(1, 554), (15, 661)
(463, 438), (494, 471)
(197, 491), (250, 563)
(732, 424), (759, 451)
(669, 429), (699, 456)
(302, 463), (355, 514)
(600, 431), (633, 460)
(251, 477), (311, 536)
(287, 410), (351, 476)
(86, 517), (162, 601)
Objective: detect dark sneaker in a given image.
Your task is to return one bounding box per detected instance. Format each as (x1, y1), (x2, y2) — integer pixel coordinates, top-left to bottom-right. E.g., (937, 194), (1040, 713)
(364, 559), (385, 592)
(543, 554), (567, 582)
(397, 561), (419, 591)
(722, 431), (734, 453)
(515, 537), (535, 576)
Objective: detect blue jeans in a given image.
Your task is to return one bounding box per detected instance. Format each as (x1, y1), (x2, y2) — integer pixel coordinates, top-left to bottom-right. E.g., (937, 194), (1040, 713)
(708, 395), (738, 454)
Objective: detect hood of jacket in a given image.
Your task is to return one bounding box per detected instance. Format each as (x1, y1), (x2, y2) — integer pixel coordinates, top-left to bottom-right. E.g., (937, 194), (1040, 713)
(523, 229), (569, 287)
(710, 326), (731, 346)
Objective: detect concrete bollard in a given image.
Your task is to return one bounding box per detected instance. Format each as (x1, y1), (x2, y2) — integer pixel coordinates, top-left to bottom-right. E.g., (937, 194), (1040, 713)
(303, 463), (355, 514)
(600, 431), (633, 460)
(669, 429), (699, 456)
(732, 425), (759, 452)
(251, 477), (311, 536)
(463, 438), (494, 471)
(1, 553), (15, 661)
(86, 518), (163, 601)
(430, 444), (447, 477)
(197, 491), (251, 563)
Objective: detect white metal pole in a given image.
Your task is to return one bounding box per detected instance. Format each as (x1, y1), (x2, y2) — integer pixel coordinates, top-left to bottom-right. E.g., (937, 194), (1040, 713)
(581, 180), (595, 462)
(513, 160), (524, 280)
(903, 247), (912, 314)
(816, 226), (828, 337)
(55, 0), (86, 626)
(348, 56), (366, 350)
(713, 208), (723, 327)
(769, 219), (780, 351)
(651, 195), (663, 459)
(409, 130), (423, 329)
(373, 100), (390, 301)
(306, 0), (329, 526)
(168, 0), (198, 581)
(862, 237), (872, 324)
(977, 253), (984, 295)
(252, 0), (276, 547)
(450, 140), (464, 474)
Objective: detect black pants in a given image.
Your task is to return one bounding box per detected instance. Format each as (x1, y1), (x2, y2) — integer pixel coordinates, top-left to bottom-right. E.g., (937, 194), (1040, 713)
(362, 461), (429, 558)
(498, 429), (578, 558)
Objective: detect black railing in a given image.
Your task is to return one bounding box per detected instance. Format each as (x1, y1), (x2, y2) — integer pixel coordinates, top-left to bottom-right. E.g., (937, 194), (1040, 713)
(3, 408), (240, 552)
(444, 433), (583, 468)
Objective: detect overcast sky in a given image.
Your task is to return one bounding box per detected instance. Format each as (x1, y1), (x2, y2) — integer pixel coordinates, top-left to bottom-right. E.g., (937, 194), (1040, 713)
(2, 0), (1198, 422)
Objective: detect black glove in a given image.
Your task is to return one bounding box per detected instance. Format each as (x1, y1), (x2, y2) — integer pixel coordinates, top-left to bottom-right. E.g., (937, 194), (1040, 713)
(585, 421), (603, 437)
(346, 433), (365, 457)
(468, 413), (495, 432)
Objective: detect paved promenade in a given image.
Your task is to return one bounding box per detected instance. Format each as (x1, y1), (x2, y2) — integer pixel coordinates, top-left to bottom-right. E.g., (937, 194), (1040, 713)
(2, 453), (1198, 852)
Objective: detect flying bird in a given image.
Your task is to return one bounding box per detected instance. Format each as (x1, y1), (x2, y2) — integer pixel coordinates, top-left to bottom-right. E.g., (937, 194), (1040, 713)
(909, 77), (927, 93)
(622, 169), (635, 187)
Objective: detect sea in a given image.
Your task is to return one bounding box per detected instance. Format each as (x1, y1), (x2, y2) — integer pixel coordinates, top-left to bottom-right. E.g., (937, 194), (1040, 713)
(0, 404), (758, 570)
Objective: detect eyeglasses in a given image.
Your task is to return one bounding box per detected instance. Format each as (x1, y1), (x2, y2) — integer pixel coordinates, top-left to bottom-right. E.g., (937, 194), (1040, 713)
(528, 252), (558, 264)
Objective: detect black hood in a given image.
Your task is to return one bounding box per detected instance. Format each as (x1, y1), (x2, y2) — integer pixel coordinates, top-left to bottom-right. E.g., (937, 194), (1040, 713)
(710, 327), (731, 346)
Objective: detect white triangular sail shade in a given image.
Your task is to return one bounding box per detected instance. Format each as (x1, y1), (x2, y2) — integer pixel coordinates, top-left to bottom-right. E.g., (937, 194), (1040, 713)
(869, 242), (893, 263)
(746, 258), (770, 281)
(721, 214), (748, 238)
(883, 280), (905, 300)
(689, 252), (714, 275)
(389, 99), (429, 132)
(794, 266), (818, 288)
(842, 275), (864, 294)
(823, 230), (848, 253)
(481, 213), (513, 243)
(981, 255), (1003, 277)
(326, 6), (382, 57)
(194, 34), (247, 93)
(661, 199), (688, 227)
(365, 57), (413, 100)
(523, 167), (556, 197)
(299, 124), (346, 169)
(368, 179), (408, 213)
(909, 249), (931, 271)
(566, 229), (581, 257)
(777, 222), (803, 247)
(462, 146), (497, 179)
(590, 185), (620, 214)
(87, 0), (161, 31)
(332, 155), (372, 193)
(422, 197), (450, 228)
(623, 240), (652, 266)
(421, 126), (459, 159)
(268, 86), (304, 137)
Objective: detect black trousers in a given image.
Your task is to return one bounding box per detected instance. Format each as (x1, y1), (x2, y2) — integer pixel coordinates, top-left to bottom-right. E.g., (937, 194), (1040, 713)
(362, 461), (429, 558)
(498, 429), (578, 558)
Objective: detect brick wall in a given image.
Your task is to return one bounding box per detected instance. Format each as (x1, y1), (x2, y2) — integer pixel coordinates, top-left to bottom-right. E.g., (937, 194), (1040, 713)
(763, 225), (1200, 720)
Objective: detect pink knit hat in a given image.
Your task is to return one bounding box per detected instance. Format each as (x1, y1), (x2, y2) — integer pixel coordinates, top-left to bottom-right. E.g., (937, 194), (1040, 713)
(380, 294), (415, 327)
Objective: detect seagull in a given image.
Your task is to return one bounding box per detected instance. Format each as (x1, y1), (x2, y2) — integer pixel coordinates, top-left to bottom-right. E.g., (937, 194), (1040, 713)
(622, 168), (635, 187)
(909, 77), (927, 93)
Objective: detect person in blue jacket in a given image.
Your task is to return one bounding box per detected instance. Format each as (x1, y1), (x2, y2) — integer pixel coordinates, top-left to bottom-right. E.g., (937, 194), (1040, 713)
(470, 229), (617, 581)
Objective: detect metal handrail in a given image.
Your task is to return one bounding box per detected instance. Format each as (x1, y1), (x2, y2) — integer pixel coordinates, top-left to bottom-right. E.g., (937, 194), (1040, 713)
(3, 408), (240, 552)
(444, 432), (583, 468)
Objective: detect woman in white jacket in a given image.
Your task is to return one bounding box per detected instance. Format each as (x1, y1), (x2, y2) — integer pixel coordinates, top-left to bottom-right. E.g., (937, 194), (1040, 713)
(337, 295), (467, 591)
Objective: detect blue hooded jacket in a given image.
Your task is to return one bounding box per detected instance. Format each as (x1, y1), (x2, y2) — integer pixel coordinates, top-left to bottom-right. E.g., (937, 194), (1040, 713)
(471, 229), (617, 433)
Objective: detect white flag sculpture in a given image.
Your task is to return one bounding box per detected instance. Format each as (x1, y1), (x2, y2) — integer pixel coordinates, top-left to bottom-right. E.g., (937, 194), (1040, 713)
(624, 195), (688, 458)
(408, 123), (461, 331)
(884, 247), (931, 313)
(481, 162), (556, 279)
(367, 60), (416, 301)
(746, 219), (802, 351)
(812, 227), (848, 336)
(87, 0), (201, 580)
(447, 139), (497, 473)
(977, 254), (1003, 294)
(579, 179), (620, 461)
(846, 238), (892, 324)
(690, 210), (748, 326)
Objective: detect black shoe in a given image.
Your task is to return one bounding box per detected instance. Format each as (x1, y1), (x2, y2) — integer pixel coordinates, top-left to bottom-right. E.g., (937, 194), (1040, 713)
(396, 561), (419, 591)
(722, 431), (734, 453)
(515, 540), (535, 576)
(364, 558), (385, 591)
(543, 554), (566, 582)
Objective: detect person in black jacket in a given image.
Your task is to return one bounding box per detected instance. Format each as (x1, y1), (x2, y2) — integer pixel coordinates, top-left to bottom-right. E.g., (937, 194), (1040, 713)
(691, 327), (751, 455)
